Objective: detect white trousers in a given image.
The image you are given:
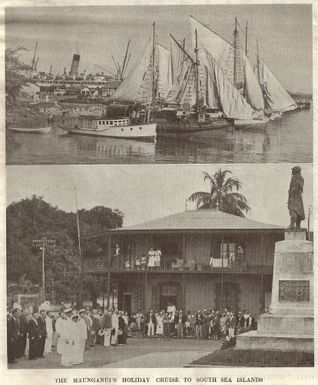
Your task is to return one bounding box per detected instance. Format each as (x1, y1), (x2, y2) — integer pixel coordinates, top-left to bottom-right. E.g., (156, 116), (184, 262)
(61, 340), (73, 367)
(104, 329), (111, 347)
(148, 322), (154, 336)
(44, 334), (53, 354)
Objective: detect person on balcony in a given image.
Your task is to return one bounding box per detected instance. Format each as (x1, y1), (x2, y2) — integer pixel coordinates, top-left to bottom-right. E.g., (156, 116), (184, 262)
(147, 248), (156, 270)
(154, 248), (162, 270)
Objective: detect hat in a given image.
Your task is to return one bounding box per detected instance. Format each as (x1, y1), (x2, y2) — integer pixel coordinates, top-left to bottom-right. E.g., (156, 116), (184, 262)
(292, 166), (301, 172)
(12, 303), (22, 311)
(64, 308), (72, 314)
(79, 309), (85, 314)
(71, 313), (79, 319)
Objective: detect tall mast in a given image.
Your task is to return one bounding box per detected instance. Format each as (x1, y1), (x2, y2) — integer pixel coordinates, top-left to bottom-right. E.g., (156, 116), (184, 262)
(245, 21), (248, 57)
(151, 21), (156, 108)
(233, 17), (238, 87)
(194, 28), (200, 110)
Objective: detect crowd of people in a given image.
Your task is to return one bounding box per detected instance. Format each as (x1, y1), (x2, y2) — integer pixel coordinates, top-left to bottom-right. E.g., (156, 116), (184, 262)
(7, 301), (256, 367)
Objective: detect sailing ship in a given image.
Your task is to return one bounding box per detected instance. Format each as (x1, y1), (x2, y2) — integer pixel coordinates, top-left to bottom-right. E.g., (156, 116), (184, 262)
(255, 40), (298, 117)
(190, 16), (270, 128)
(111, 22), (232, 135)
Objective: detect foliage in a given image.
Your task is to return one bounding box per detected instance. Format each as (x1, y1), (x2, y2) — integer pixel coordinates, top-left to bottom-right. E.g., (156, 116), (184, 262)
(188, 169), (250, 217)
(5, 47), (31, 109)
(6, 196), (123, 302)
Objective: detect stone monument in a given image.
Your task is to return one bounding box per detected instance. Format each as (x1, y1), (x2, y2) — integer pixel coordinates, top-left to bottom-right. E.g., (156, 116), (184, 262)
(236, 167), (313, 352)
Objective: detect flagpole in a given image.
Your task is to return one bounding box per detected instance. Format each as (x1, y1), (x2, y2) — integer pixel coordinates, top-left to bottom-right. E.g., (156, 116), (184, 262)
(74, 188), (83, 307)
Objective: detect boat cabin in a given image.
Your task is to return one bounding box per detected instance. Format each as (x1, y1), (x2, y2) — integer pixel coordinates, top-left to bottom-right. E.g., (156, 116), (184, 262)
(79, 116), (130, 130)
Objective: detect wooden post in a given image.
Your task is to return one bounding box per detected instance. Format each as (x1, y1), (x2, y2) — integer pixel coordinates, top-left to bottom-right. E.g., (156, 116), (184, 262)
(107, 233), (112, 308)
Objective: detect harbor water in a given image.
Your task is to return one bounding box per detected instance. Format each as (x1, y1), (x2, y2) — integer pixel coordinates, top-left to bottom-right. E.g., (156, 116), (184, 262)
(6, 108), (312, 164)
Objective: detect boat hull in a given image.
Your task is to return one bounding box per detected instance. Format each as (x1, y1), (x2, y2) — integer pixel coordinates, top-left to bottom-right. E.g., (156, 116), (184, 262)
(234, 118), (269, 128)
(8, 126), (51, 134)
(65, 123), (157, 140)
(156, 118), (233, 135)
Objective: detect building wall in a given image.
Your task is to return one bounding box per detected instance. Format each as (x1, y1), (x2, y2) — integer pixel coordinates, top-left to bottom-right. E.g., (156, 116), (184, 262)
(117, 272), (268, 317)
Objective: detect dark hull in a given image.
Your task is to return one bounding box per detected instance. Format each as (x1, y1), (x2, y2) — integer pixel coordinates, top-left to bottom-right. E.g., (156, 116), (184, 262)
(156, 118), (233, 136)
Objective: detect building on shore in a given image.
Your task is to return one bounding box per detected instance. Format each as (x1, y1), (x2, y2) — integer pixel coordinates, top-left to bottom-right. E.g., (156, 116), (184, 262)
(82, 209), (284, 317)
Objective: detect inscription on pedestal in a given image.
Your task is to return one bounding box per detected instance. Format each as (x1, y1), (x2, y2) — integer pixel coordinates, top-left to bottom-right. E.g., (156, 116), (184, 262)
(279, 280), (310, 302)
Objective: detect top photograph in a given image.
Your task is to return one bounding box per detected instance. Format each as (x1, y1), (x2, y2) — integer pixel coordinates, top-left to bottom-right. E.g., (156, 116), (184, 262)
(5, 4), (312, 165)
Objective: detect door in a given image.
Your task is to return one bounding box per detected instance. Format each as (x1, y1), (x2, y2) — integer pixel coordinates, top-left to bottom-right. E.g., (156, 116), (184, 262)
(160, 295), (177, 311)
(123, 293), (132, 315)
(215, 282), (239, 312)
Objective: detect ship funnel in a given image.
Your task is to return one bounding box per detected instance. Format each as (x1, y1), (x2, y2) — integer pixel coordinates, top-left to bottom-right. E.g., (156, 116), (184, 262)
(70, 53), (80, 76)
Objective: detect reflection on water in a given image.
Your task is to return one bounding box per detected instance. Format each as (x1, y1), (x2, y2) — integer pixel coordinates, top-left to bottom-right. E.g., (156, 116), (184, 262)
(6, 109), (312, 164)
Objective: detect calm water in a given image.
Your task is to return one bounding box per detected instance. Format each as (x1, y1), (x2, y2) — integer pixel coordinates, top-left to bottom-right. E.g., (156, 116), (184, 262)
(6, 109), (312, 164)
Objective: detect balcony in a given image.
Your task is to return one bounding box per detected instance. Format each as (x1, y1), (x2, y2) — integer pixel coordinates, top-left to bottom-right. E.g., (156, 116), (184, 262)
(83, 254), (273, 275)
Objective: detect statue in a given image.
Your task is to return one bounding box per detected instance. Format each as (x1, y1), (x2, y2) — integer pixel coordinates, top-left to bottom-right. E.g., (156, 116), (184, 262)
(288, 166), (305, 229)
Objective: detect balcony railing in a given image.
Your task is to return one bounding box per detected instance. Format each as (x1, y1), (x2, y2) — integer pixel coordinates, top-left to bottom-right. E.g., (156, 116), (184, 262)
(83, 255), (273, 275)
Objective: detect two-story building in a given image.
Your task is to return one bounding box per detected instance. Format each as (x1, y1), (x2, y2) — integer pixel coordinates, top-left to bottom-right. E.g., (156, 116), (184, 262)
(82, 209), (285, 317)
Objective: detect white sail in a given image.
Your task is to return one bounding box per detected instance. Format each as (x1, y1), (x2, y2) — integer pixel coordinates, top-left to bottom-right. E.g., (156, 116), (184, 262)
(261, 62), (298, 112)
(156, 43), (170, 99)
(206, 53), (254, 120)
(190, 16), (264, 111)
(111, 36), (153, 103)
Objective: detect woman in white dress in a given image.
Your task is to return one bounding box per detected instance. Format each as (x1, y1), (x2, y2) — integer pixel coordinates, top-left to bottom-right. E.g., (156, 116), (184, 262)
(156, 311), (164, 339)
(147, 248), (155, 269)
(44, 311), (53, 355)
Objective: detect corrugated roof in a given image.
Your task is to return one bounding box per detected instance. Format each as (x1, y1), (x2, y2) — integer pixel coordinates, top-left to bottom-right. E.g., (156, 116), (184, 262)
(116, 210), (283, 232)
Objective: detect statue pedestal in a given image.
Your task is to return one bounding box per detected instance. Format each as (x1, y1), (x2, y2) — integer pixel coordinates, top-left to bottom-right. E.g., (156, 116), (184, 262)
(236, 229), (314, 352)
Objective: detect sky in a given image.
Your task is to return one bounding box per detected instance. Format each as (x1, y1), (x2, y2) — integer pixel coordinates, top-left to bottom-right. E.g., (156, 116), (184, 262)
(7, 164), (313, 228)
(5, 4), (312, 94)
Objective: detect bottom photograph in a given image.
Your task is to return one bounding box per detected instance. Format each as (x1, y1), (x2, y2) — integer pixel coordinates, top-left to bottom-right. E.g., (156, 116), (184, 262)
(6, 164), (313, 368)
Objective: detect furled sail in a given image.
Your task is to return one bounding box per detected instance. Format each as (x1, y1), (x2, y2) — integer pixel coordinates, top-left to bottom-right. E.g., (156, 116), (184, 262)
(190, 15), (264, 111)
(206, 52), (254, 120)
(260, 62), (297, 112)
(111, 36), (153, 103)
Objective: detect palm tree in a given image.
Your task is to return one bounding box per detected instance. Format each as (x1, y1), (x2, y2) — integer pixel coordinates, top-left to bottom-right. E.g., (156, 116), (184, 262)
(188, 169), (250, 217)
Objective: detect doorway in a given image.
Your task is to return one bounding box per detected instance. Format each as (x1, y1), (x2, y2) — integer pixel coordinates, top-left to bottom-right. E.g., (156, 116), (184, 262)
(123, 293), (132, 315)
(215, 282), (239, 311)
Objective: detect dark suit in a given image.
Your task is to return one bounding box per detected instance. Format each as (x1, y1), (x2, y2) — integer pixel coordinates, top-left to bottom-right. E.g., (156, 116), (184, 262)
(28, 318), (39, 360)
(7, 313), (19, 363)
(18, 314), (28, 358)
(37, 316), (47, 357)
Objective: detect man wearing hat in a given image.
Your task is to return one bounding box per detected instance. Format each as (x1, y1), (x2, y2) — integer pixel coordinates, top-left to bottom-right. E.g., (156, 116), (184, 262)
(77, 310), (88, 364)
(55, 312), (65, 355)
(288, 166), (305, 229)
(7, 304), (21, 363)
(28, 311), (40, 360)
(38, 309), (47, 358)
(60, 308), (73, 367)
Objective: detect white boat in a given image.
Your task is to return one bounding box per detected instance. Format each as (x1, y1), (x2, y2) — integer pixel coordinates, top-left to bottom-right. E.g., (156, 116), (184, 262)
(9, 126), (51, 134)
(62, 116), (157, 140)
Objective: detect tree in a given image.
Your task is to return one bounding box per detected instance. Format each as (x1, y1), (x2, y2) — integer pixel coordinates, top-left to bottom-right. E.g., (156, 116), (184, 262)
(5, 47), (31, 109)
(6, 196), (124, 302)
(188, 169), (250, 217)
